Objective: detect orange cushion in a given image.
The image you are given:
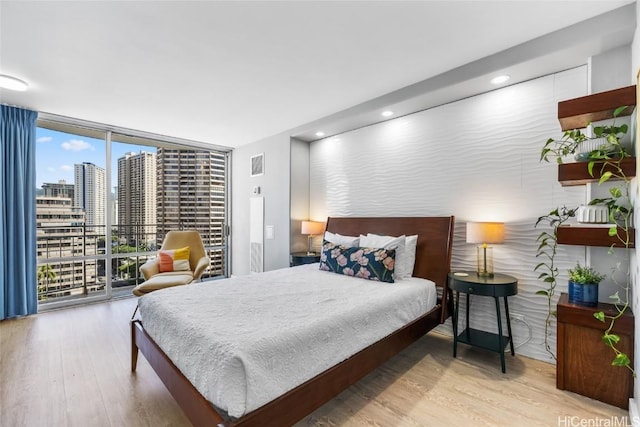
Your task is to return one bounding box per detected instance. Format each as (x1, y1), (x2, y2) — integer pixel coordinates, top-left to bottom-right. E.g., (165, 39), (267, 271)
(158, 246), (191, 272)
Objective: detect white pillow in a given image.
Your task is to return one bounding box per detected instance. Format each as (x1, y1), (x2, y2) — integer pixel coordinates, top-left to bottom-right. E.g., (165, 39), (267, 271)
(403, 235), (418, 278)
(360, 233), (407, 278)
(324, 231), (360, 247)
(361, 233), (418, 278)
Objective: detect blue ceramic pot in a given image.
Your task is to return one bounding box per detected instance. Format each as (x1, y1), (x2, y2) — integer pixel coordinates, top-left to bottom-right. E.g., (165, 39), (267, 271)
(568, 280), (598, 307)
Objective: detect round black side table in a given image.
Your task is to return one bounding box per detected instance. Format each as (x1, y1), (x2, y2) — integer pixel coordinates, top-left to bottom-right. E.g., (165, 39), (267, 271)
(449, 271), (518, 373)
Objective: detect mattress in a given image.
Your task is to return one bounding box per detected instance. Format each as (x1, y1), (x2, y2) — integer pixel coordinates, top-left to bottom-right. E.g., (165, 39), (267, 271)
(138, 263), (437, 418)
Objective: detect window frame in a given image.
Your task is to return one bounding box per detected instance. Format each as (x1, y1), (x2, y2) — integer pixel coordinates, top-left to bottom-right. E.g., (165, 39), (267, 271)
(36, 113), (231, 311)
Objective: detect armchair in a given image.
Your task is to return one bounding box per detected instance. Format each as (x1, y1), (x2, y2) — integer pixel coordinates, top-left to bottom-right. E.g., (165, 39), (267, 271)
(132, 230), (210, 301)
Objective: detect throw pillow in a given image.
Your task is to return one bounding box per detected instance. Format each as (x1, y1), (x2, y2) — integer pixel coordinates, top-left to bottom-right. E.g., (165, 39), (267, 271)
(319, 240), (395, 283)
(324, 231), (360, 247)
(360, 234), (407, 277)
(402, 235), (418, 278)
(158, 246), (191, 272)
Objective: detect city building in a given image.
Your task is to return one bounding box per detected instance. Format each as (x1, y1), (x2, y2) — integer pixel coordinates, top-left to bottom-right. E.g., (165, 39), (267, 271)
(42, 179), (74, 199)
(117, 151), (157, 248)
(35, 195), (100, 300)
(156, 148), (226, 275)
(74, 162), (106, 229)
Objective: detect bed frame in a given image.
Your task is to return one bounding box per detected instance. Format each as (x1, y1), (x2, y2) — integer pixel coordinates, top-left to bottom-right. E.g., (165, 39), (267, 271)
(131, 216), (455, 427)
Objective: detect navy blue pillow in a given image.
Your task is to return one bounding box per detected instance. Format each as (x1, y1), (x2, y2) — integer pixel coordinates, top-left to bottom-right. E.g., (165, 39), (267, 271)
(319, 240), (396, 283)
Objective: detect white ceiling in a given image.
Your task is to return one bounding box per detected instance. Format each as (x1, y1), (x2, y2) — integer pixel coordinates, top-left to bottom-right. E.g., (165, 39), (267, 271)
(0, 1), (636, 148)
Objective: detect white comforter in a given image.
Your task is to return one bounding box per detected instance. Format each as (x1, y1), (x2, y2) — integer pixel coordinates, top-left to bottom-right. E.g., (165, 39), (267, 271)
(138, 263), (437, 418)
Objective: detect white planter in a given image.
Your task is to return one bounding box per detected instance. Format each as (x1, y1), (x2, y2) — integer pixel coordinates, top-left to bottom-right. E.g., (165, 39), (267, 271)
(576, 205), (609, 224)
(574, 137), (613, 161)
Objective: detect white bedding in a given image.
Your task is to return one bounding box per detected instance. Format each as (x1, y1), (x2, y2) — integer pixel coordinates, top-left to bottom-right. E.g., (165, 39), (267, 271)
(138, 263), (437, 418)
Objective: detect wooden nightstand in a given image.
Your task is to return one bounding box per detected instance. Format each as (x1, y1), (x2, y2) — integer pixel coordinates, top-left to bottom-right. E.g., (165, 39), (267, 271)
(291, 252), (320, 266)
(449, 271), (518, 373)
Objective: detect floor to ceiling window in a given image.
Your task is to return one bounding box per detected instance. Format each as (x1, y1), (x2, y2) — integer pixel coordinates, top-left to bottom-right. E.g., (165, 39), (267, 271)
(35, 118), (230, 309)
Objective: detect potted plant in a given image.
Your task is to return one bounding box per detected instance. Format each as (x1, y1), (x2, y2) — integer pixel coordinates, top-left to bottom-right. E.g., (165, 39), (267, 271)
(567, 263), (605, 307)
(540, 106), (630, 163)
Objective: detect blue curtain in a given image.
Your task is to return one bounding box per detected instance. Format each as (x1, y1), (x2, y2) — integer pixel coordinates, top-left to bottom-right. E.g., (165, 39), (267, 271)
(0, 105), (38, 320)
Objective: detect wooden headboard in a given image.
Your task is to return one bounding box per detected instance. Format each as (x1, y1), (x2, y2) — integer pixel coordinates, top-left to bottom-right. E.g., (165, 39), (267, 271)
(325, 216), (455, 289)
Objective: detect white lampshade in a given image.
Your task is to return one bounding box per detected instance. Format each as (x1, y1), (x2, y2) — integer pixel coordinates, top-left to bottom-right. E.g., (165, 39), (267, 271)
(301, 220), (325, 236)
(466, 222), (505, 244)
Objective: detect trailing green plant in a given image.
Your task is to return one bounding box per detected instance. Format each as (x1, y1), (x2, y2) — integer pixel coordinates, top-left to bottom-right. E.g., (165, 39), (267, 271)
(536, 105), (634, 373)
(568, 263), (605, 284)
(589, 146), (634, 373)
(587, 142), (633, 243)
(534, 206), (577, 360)
(541, 106), (630, 164)
(593, 290), (633, 370)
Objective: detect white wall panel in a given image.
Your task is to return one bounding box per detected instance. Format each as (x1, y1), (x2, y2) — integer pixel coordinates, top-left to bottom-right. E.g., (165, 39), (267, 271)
(232, 134), (291, 276)
(310, 67), (590, 363)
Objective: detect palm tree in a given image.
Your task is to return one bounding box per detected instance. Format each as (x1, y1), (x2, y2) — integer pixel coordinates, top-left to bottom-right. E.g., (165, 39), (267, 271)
(36, 264), (57, 301)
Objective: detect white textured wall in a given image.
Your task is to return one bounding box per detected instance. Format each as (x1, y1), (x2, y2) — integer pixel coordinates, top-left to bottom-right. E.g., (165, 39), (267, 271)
(310, 67), (591, 363)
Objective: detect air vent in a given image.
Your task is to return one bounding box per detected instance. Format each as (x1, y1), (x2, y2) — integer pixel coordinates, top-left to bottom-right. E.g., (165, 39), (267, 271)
(250, 242), (263, 273)
(250, 153), (264, 177)
(250, 196), (264, 273)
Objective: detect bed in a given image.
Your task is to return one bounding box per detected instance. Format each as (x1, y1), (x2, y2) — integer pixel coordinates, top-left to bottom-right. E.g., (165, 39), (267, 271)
(131, 216), (454, 427)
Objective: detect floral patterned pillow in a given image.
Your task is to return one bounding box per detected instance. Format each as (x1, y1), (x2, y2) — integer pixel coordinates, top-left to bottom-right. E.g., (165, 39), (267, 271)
(319, 240), (396, 283)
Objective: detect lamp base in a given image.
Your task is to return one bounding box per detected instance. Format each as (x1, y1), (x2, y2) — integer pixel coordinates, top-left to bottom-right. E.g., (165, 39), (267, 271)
(307, 235), (314, 256)
(477, 245), (494, 278)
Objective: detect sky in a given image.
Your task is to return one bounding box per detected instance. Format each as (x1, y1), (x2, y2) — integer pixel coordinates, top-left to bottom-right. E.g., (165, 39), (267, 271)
(35, 127), (152, 191)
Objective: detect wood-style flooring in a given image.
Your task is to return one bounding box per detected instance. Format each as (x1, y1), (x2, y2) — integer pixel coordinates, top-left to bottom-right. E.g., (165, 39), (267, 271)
(0, 297), (630, 427)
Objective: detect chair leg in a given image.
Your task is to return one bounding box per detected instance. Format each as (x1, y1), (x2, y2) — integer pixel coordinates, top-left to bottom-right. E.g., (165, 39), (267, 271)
(131, 303), (139, 320)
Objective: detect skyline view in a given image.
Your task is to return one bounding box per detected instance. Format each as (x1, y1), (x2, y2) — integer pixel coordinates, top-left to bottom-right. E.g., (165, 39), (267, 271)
(34, 125), (228, 303)
(35, 126), (151, 189)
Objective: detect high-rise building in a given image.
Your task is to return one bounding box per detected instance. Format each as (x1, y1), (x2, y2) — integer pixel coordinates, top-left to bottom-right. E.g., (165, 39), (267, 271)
(117, 151), (157, 247)
(156, 148), (226, 275)
(74, 162), (106, 228)
(35, 195), (100, 300)
(42, 179), (74, 199)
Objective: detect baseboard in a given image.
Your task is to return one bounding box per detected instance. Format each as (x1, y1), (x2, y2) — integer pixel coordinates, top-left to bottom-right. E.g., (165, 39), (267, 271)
(629, 398), (640, 427)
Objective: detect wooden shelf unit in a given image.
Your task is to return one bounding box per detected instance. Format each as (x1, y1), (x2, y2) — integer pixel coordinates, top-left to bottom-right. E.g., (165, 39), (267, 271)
(551, 82), (638, 410)
(557, 293), (634, 409)
(558, 157), (636, 186)
(556, 225), (635, 248)
(554, 85), (636, 249)
(558, 85), (636, 131)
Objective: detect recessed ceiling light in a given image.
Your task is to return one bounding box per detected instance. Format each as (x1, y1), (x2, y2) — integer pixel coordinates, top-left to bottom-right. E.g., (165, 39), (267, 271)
(490, 75), (510, 85)
(381, 110), (394, 117)
(315, 131), (325, 137)
(0, 74), (29, 91)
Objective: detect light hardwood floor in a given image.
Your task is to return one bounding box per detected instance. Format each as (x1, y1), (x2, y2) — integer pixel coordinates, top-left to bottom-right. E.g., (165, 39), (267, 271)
(0, 297), (630, 427)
